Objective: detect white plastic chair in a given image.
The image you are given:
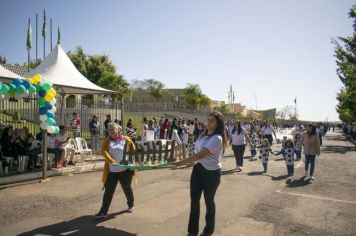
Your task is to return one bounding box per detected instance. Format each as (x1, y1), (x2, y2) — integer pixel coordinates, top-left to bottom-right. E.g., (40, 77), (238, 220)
(75, 137), (94, 161)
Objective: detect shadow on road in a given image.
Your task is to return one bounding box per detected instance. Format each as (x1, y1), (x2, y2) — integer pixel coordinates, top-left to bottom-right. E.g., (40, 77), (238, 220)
(222, 169), (237, 175)
(271, 175), (289, 181)
(322, 145), (356, 154)
(247, 171), (264, 176)
(286, 177), (311, 188)
(18, 210), (137, 236)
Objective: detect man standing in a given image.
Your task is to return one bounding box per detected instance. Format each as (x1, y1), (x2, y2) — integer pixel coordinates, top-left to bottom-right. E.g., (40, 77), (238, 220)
(104, 114), (112, 137)
(70, 112), (81, 138)
(89, 115), (100, 154)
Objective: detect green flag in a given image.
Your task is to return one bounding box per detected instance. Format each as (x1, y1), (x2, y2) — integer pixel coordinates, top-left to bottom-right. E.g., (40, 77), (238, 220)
(42, 9), (46, 38)
(26, 18), (32, 50)
(57, 27), (61, 45)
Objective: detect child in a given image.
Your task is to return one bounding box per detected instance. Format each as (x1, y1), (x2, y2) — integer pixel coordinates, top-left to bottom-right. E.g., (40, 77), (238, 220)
(281, 136), (288, 149)
(275, 139), (295, 176)
(186, 136), (195, 157)
(258, 138), (274, 173)
(250, 132), (260, 161)
(294, 133), (302, 161)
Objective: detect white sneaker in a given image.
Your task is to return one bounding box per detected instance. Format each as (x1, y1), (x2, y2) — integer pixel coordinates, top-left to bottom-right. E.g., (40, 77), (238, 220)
(128, 207), (134, 213)
(239, 166), (243, 171)
(309, 176), (315, 180)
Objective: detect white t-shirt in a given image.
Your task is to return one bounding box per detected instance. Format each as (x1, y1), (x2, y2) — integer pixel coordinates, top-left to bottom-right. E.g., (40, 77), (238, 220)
(194, 134), (223, 170)
(56, 134), (68, 149)
(109, 139), (127, 173)
(47, 136), (57, 149)
(262, 126), (274, 135)
(231, 128), (247, 146)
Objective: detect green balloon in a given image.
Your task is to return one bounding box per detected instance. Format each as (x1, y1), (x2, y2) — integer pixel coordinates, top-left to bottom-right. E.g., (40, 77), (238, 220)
(28, 85), (37, 94)
(46, 118), (56, 126)
(9, 84), (16, 92)
(1, 84), (9, 93)
(42, 83), (52, 91)
(16, 85), (26, 94)
(38, 97), (46, 106)
(54, 126), (60, 134)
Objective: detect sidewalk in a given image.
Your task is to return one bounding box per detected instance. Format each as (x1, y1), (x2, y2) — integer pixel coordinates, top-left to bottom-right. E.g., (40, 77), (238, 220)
(0, 155), (105, 186)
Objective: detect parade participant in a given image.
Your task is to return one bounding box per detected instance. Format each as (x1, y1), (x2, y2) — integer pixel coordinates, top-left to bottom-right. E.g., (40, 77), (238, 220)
(96, 122), (136, 219)
(173, 112), (227, 236)
(230, 120), (251, 171)
(301, 124), (320, 180)
(258, 138), (274, 174)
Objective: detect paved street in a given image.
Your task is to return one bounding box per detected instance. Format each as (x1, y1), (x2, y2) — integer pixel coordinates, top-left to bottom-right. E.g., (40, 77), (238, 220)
(0, 131), (355, 236)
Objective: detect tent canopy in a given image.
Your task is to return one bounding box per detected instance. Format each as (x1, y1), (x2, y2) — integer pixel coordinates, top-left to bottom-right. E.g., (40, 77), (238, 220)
(26, 45), (117, 95)
(0, 64), (24, 83)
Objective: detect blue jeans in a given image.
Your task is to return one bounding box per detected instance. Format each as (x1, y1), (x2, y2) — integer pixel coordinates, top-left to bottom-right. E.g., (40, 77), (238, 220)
(295, 150), (301, 160)
(305, 155), (316, 176)
(287, 165), (294, 176)
(262, 162), (268, 173)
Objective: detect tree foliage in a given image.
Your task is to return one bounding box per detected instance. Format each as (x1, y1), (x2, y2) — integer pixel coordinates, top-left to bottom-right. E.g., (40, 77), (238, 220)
(332, 5), (356, 122)
(183, 83), (211, 110)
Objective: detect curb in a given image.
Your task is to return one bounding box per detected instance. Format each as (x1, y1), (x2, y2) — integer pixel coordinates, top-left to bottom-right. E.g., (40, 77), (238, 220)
(0, 162), (104, 186)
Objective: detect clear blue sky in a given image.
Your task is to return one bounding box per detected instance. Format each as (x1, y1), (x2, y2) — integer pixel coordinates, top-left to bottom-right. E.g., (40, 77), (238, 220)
(0, 0), (354, 121)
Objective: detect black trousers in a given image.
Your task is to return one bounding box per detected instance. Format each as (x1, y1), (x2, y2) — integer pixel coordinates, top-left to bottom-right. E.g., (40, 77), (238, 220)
(100, 170), (134, 214)
(263, 134), (273, 146)
(188, 163), (221, 235)
(232, 144), (245, 167)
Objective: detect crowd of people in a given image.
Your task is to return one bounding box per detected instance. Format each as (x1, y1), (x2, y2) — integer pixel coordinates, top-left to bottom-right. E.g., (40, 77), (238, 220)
(342, 122), (356, 142)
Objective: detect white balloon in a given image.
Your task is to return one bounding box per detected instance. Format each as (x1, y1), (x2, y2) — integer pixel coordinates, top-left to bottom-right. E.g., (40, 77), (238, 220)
(40, 122), (48, 130)
(40, 76), (47, 84)
(47, 126), (55, 134)
(39, 115), (48, 122)
(23, 90), (30, 97)
(0, 94), (4, 99)
(50, 98), (57, 105)
(48, 106), (57, 113)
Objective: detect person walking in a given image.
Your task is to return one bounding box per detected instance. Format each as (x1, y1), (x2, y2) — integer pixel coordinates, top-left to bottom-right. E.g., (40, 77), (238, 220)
(96, 122), (136, 219)
(230, 120), (251, 172)
(173, 112), (227, 236)
(301, 124), (321, 180)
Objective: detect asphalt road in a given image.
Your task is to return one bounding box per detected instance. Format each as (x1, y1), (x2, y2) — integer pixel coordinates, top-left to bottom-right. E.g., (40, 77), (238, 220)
(0, 130), (355, 236)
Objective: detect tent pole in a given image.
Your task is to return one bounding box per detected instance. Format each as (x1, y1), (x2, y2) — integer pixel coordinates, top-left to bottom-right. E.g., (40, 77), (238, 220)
(42, 130), (48, 179)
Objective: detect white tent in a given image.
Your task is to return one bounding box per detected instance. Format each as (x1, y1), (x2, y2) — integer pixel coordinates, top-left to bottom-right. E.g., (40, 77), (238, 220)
(26, 44), (116, 94)
(0, 64), (24, 82)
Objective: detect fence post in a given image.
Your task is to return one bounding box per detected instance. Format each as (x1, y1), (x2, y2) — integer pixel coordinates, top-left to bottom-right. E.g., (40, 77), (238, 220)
(42, 130), (48, 179)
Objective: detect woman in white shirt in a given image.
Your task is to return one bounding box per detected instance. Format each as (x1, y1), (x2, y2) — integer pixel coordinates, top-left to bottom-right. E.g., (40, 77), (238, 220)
(262, 121), (277, 146)
(96, 123), (136, 219)
(231, 121), (252, 171)
(173, 112), (227, 236)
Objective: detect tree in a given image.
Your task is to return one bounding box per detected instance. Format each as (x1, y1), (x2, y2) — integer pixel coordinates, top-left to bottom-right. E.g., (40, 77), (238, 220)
(183, 83), (211, 110)
(276, 105), (295, 120)
(67, 46), (116, 84)
(214, 103), (230, 113)
(145, 79), (165, 101)
(98, 74), (130, 97)
(23, 58), (42, 69)
(332, 5), (356, 122)
(0, 55), (7, 64)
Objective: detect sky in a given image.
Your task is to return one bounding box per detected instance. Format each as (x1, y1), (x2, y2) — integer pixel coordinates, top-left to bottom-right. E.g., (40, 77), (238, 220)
(0, 0), (354, 121)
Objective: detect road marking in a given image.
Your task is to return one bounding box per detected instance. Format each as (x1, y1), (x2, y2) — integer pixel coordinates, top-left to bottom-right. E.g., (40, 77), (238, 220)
(276, 191), (356, 205)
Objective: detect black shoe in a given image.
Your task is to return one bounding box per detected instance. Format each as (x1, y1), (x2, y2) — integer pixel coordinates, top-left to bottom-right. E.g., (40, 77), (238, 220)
(68, 161), (76, 165)
(187, 233), (197, 236)
(199, 233), (212, 236)
(95, 212), (108, 219)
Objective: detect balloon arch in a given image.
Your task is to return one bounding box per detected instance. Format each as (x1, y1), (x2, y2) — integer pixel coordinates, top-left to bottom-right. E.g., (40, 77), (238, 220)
(0, 74), (59, 134)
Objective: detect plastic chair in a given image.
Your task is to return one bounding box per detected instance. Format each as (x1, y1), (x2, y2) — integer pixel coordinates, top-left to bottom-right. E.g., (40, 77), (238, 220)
(75, 137), (94, 161)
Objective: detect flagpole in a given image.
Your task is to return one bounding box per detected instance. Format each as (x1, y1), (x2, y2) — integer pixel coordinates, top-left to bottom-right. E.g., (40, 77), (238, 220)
(50, 18), (52, 51)
(36, 14), (38, 64)
(43, 9), (46, 60)
(27, 18), (31, 72)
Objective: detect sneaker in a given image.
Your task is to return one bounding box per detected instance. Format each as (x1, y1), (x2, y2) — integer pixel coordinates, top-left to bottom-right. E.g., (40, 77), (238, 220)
(95, 212), (108, 219)
(187, 233), (196, 236)
(309, 176), (315, 180)
(128, 207), (134, 213)
(304, 171), (308, 177)
(239, 166), (243, 171)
